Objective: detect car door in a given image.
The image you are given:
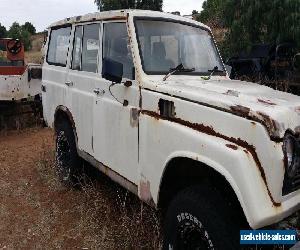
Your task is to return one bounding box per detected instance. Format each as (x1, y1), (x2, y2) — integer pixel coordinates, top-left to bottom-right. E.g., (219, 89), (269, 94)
(43, 25), (72, 126)
(67, 23), (101, 155)
(93, 21), (139, 184)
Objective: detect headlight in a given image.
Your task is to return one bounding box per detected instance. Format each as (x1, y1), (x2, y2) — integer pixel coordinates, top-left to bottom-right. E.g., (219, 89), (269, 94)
(283, 134), (298, 178)
(283, 133), (300, 195)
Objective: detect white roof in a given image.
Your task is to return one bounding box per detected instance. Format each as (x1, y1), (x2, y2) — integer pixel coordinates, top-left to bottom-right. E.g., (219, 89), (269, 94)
(48, 9), (209, 30)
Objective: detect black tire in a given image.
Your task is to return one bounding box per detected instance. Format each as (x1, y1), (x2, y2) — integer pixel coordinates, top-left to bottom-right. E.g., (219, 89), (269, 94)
(163, 184), (244, 250)
(55, 119), (83, 187)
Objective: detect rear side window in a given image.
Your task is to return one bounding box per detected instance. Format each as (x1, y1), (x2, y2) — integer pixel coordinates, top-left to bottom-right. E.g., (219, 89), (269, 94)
(47, 26), (71, 66)
(82, 24), (100, 73)
(71, 24), (100, 73)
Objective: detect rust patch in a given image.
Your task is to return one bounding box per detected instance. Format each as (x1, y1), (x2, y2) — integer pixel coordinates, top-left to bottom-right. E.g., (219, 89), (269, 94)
(230, 105), (250, 117)
(258, 99), (276, 106)
(143, 88), (284, 142)
(257, 112), (281, 137)
(226, 144), (238, 150)
(140, 180), (156, 208)
(141, 110), (281, 207)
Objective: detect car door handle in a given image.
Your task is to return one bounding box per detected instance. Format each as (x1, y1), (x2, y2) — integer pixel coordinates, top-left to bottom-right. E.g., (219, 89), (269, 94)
(94, 88), (105, 95)
(65, 81), (73, 87)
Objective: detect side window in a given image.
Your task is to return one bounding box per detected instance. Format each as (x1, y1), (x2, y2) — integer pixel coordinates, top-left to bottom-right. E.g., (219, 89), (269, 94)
(103, 22), (134, 80)
(82, 24), (100, 73)
(47, 26), (71, 66)
(72, 26), (83, 70)
(71, 24), (100, 73)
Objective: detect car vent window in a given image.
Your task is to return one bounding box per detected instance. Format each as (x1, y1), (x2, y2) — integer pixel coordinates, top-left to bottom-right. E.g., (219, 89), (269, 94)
(71, 26), (83, 71)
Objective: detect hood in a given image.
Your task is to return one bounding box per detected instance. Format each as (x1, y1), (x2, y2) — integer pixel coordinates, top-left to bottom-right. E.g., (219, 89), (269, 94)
(145, 78), (300, 139)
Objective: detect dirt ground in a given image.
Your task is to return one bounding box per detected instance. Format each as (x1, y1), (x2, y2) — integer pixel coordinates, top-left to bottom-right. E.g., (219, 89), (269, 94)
(0, 128), (161, 249)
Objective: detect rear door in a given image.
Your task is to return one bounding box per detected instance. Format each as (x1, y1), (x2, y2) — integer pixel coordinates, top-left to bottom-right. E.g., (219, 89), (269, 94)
(42, 25), (72, 126)
(67, 23), (101, 154)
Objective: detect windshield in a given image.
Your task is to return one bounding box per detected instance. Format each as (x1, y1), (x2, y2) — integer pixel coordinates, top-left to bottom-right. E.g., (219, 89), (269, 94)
(135, 19), (225, 75)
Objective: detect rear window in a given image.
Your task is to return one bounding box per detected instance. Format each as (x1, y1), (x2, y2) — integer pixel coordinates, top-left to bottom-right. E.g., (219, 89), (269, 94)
(47, 26), (71, 66)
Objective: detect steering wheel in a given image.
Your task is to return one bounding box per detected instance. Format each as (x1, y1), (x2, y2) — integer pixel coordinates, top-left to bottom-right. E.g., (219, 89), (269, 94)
(7, 39), (22, 54)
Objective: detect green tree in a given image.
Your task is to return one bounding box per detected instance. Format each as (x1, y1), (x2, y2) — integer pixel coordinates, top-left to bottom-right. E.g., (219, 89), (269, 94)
(0, 23), (7, 38)
(224, 0), (300, 57)
(22, 22), (36, 35)
(198, 0), (300, 59)
(8, 22), (22, 39)
(197, 0), (224, 27)
(95, 0), (163, 11)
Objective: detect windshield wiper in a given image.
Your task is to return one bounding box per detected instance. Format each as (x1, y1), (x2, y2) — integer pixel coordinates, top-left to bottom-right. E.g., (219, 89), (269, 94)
(202, 66), (224, 80)
(163, 63), (195, 81)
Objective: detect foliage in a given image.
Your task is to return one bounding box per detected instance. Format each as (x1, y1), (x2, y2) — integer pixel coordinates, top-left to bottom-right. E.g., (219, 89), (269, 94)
(94, 0), (163, 11)
(0, 23), (7, 38)
(196, 0), (224, 28)
(7, 22), (22, 39)
(22, 22), (36, 35)
(7, 22), (35, 51)
(197, 0), (300, 60)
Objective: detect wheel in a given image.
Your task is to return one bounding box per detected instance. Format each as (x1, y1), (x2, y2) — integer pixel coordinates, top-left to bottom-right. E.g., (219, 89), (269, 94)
(163, 184), (244, 250)
(55, 119), (83, 187)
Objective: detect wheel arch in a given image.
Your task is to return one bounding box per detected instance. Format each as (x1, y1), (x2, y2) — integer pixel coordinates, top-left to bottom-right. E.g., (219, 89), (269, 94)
(157, 152), (248, 225)
(54, 105), (78, 144)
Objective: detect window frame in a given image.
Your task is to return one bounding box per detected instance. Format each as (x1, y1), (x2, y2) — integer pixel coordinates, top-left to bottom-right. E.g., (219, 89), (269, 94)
(46, 25), (72, 67)
(70, 22), (102, 74)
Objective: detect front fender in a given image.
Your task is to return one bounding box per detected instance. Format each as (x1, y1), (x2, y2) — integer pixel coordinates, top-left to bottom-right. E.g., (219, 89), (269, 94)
(139, 116), (282, 229)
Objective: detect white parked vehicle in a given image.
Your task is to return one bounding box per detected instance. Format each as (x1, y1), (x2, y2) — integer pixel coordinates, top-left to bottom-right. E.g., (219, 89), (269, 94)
(42, 10), (300, 249)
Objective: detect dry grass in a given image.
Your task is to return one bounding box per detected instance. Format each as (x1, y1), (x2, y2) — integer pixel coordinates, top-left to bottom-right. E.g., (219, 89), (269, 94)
(36, 147), (162, 249)
(25, 33), (45, 64)
(25, 51), (43, 64)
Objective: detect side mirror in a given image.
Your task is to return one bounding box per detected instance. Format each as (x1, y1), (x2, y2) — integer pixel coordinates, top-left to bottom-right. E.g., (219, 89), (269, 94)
(102, 57), (123, 83)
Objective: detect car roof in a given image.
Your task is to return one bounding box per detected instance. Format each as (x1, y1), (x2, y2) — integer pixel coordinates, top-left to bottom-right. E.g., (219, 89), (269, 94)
(48, 9), (209, 31)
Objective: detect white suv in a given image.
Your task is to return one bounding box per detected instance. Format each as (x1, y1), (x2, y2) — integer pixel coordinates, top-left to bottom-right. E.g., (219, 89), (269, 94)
(42, 10), (300, 249)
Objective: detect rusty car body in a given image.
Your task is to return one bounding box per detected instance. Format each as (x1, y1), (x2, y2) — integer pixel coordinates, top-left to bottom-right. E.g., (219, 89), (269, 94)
(0, 38), (42, 102)
(42, 10), (300, 247)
